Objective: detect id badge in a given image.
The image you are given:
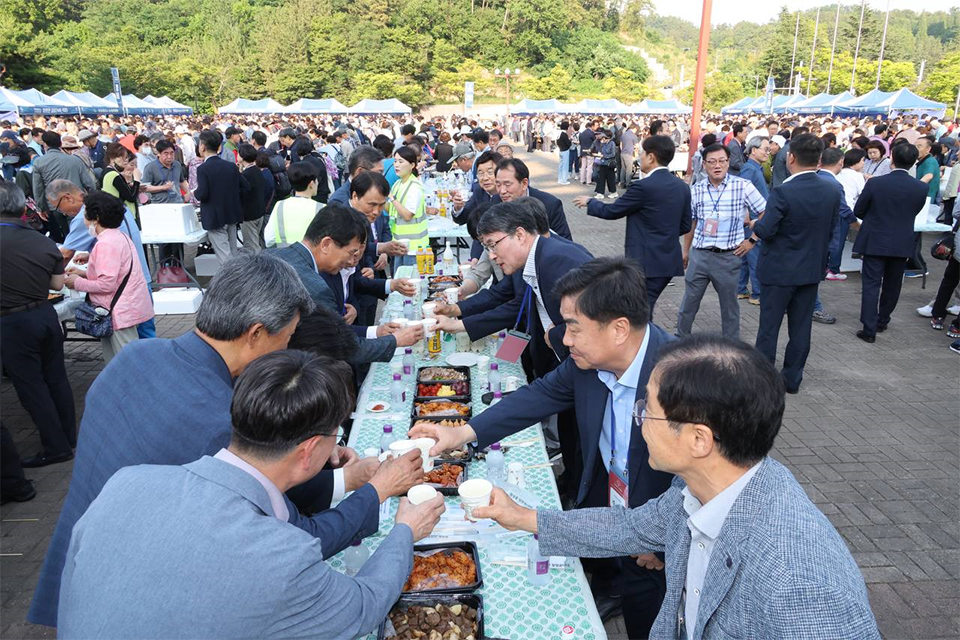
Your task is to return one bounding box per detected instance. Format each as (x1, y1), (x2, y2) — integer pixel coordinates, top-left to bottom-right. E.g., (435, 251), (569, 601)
(704, 217), (719, 237)
(495, 329), (532, 363)
(609, 466), (629, 508)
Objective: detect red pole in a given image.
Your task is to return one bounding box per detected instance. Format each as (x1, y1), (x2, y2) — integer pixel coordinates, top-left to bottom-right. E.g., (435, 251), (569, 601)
(686, 0), (714, 177)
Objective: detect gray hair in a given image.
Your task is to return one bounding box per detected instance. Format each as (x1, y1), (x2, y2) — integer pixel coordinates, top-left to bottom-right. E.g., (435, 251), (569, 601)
(347, 145), (385, 177)
(744, 136), (769, 158)
(195, 254), (314, 340)
(477, 200), (538, 238)
(0, 182), (26, 217)
(46, 179), (83, 202)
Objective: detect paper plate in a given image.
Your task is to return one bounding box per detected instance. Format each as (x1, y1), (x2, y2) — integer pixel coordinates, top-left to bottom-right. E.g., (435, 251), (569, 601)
(366, 401), (390, 413)
(445, 352), (479, 367)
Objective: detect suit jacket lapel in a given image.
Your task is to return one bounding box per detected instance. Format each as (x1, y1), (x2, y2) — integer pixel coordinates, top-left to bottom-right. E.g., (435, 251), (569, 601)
(576, 373), (608, 505)
(628, 325), (661, 496)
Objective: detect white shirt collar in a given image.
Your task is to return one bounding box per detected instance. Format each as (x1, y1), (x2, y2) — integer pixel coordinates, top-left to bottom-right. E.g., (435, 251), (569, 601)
(214, 448), (290, 521)
(682, 462), (762, 540)
(782, 169), (818, 183)
(522, 234), (541, 282)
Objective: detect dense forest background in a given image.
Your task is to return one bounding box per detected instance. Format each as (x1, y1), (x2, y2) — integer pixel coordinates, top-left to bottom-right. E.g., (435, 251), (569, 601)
(1, 0), (957, 113)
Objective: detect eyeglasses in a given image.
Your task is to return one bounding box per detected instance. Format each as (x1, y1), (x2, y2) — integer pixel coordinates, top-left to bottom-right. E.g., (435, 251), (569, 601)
(704, 158), (729, 166)
(482, 233), (513, 253)
(632, 399), (672, 427)
(325, 426), (347, 444)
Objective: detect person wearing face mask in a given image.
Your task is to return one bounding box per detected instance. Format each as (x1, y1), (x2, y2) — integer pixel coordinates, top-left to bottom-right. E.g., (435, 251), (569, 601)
(62, 192), (154, 363)
(99, 143), (141, 223)
(133, 134), (154, 178)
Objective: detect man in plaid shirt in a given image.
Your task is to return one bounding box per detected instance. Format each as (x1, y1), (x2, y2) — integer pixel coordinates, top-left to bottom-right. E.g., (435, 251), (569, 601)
(677, 144), (766, 341)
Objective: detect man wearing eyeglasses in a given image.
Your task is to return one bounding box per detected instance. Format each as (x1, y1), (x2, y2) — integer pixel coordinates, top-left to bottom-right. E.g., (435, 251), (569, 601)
(413, 258), (674, 638)
(467, 335), (880, 640)
(676, 143), (766, 342)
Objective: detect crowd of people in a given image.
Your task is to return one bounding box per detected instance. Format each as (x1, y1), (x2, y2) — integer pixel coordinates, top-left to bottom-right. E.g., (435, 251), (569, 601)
(1, 104), (957, 640)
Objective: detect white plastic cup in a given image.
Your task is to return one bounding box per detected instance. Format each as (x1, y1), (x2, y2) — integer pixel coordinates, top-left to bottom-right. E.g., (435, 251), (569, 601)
(421, 318), (438, 334)
(459, 264), (472, 278)
(407, 484), (439, 505)
(444, 287), (459, 305)
(413, 437), (437, 472)
(504, 375), (520, 392)
(476, 355), (490, 371)
(393, 318), (410, 328)
(507, 461), (525, 488)
(422, 301), (437, 317)
(458, 478), (493, 521)
(397, 239), (411, 253)
(388, 439), (418, 460)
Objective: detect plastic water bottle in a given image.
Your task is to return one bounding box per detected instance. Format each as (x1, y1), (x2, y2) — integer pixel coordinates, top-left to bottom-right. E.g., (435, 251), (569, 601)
(527, 534), (551, 586)
(380, 424), (398, 454)
(343, 540), (370, 576)
(390, 373), (406, 404)
(402, 348), (415, 381)
(496, 331), (507, 352)
(487, 363), (501, 393)
(403, 299), (415, 321)
(442, 241), (455, 273)
(486, 442), (504, 485)
(490, 391), (503, 406)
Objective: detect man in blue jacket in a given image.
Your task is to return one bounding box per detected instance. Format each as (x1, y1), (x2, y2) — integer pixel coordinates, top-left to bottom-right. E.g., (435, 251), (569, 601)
(415, 258), (673, 638)
(575, 135), (692, 316)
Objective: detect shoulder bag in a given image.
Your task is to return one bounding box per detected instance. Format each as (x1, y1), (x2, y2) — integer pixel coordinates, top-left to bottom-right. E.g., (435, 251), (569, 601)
(74, 240), (134, 338)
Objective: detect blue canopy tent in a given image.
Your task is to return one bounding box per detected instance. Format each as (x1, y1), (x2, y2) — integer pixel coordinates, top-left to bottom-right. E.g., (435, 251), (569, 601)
(0, 88), (74, 115)
(637, 98), (692, 115)
(51, 90), (122, 116)
(284, 98), (349, 114)
(573, 99), (629, 114)
(511, 98), (562, 115)
(792, 91), (853, 114)
(874, 89), (947, 118)
(348, 99), (412, 114)
(832, 90), (894, 115)
(143, 95), (194, 115)
(720, 97), (756, 115)
(100, 93), (166, 116)
(772, 94), (808, 114)
(218, 98), (286, 114)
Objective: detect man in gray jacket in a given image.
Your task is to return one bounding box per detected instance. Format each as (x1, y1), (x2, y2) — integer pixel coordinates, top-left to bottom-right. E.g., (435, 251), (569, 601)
(31, 131), (96, 241)
(474, 335), (880, 640)
(58, 350), (445, 640)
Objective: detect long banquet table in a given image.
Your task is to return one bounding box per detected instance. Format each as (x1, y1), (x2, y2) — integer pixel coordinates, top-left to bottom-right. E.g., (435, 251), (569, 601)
(340, 266), (607, 640)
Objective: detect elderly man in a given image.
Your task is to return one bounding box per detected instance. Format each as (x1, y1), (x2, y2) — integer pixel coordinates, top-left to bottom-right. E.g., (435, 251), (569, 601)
(58, 350), (445, 639)
(141, 139), (188, 204)
(489, 158), (572, 240)
(449, 141), (476, 180)
(736, 136), (770, 306)
(28, 254), (424, 628)
(328, 146), (385, 205)
(31, 131), (97, 242)
(77, 129), (105, 170)
(471, 336), (881, 640)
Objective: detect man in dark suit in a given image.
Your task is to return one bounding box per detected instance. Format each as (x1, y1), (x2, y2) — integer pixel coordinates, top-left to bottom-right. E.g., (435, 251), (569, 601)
(852, 143), (929, 342)
(268, 204), (422, 365)
(574, 135), (692, 317)
(748, 134), (838, 394)
(489, 158), (573, 241)
(452, 150), (500, 226)
(415, 258), (673, 638)
(195, 129), (249, 265)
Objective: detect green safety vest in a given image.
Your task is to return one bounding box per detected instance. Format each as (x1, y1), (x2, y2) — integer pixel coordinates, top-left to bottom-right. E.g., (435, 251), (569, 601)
(271, 197), (322, 248)
(389, 177), (428, 251)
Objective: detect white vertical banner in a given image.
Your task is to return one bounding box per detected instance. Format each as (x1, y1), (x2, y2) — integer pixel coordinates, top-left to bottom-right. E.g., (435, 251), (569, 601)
(464, 81), (475, 110)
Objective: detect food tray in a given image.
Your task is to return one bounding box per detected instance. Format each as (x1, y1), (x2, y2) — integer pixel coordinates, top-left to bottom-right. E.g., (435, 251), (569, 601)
(411, 417), (470, 429)
(403, 542), (483, 594)
(417, 381), (470, 398)
(378, 593), (484, 640)
(428, 275), (462, 286)
(417, 365), (471, 384)
(422, 460), (467, 496)
(412, 400), (472, 421)
(436, 443), (474, 463)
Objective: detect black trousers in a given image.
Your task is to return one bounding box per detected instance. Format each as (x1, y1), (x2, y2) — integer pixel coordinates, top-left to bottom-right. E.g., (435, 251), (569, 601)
(580, 457), (666, 639)
(859, 255), (907, 336)
(645, 276), (672, 321)
(1, 423), (31, 499)
(755, 283), (818, 392)
(595, 165), (617, 195)
(932, 258), (960, 319)
(906, 233), (927, 272)
(0, 304), (76, 456)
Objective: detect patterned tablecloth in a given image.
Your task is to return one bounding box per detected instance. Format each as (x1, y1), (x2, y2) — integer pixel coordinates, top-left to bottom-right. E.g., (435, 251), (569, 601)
(340, 267), (607, 640)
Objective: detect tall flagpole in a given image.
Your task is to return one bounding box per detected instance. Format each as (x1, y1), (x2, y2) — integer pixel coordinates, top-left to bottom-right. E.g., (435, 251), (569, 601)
(807, 8), (821, 95)
(788, 11), (801, 91)
(826, 3), (840, 93)
(686, 0), (714, 177)
(875, 0), (891, 90)
(850, 0), (866, 93)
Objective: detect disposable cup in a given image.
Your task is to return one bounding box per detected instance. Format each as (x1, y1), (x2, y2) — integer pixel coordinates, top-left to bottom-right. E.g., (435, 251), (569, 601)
(504, 375), (520, 392)
(444, 287), (460, 305)
(476, 355), (490, 371)
(459, 264), (472, 278)
(413, 437), (437, 472)
(407, 484), (439, 505)
(422, 302), (437, 317)
(421, 318), (438, 334)
(458, 478), (493, 521)
(388, 439), (418, 460)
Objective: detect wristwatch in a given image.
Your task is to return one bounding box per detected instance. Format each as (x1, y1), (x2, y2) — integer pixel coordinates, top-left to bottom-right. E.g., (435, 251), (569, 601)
(746, 236), (757, 244)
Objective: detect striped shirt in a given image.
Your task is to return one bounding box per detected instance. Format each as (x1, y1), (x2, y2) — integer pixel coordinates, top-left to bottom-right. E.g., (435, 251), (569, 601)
(690, 174), (766, 250)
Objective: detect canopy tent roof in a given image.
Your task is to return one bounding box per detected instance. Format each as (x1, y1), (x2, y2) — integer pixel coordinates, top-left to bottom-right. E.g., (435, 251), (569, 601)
(284, 98), (349, 114)
(832, 89), (894, 114)
(511, 98), (561, 114)
(570, 98), (630, 114)
(99, 93), (167, 115)
(0, 88), (74, 115)
(720, 96), (756, 115)
(50, 90), (122, 115)
(791, 91), (854, 114)
(142, 95), (193, 115)
(348, 98), (412, 114)
(874, 88), (947, 116)
(634, 98), (692, 115)
(772, 94), (808, 114)
(218, 98), (286, 114)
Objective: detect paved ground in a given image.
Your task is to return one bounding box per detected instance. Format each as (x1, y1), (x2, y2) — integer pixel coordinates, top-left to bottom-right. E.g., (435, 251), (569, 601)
(2, 147), (957, 639)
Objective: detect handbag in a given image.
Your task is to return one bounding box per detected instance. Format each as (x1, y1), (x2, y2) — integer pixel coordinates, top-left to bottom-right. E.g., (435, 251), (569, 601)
(157, 257), (190, 284)
(74, 246), (134, 338)
(930, 222), (957, 261)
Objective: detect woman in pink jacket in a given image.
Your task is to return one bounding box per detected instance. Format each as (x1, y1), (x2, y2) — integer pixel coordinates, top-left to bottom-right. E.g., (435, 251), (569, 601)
(64, 192), (154, 363)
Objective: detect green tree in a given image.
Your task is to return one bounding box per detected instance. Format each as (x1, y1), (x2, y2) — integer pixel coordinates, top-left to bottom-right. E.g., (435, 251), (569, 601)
(519, 64), (573, 99)
(922, 51), (960, 108)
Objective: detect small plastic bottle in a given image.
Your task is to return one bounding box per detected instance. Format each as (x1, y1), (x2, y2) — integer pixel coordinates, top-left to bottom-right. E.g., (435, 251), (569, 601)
(390, 374), (406, 404)
(487, 362), (501, 393)
(343, 540), (370, 576)
(442, 241), (455, 273)
(379, 424), (398, 454)
(403, 299), (415, 321)
(486, 442), (504, 485)
(527, 534), (551, 586)
(490, 391), (503, 406)
(496, 330), (507, 352)
(402, 348), (415, 381)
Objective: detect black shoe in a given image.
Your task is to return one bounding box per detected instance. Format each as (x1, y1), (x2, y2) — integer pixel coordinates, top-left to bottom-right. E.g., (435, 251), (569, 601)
(21, 451), (74, 468)
(1, 481), (36, 505)
(855, 330), (875, 344)
(594, 594), (622, 623)
(785, 387), (800, 395)
(877, 323), (888, 333)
